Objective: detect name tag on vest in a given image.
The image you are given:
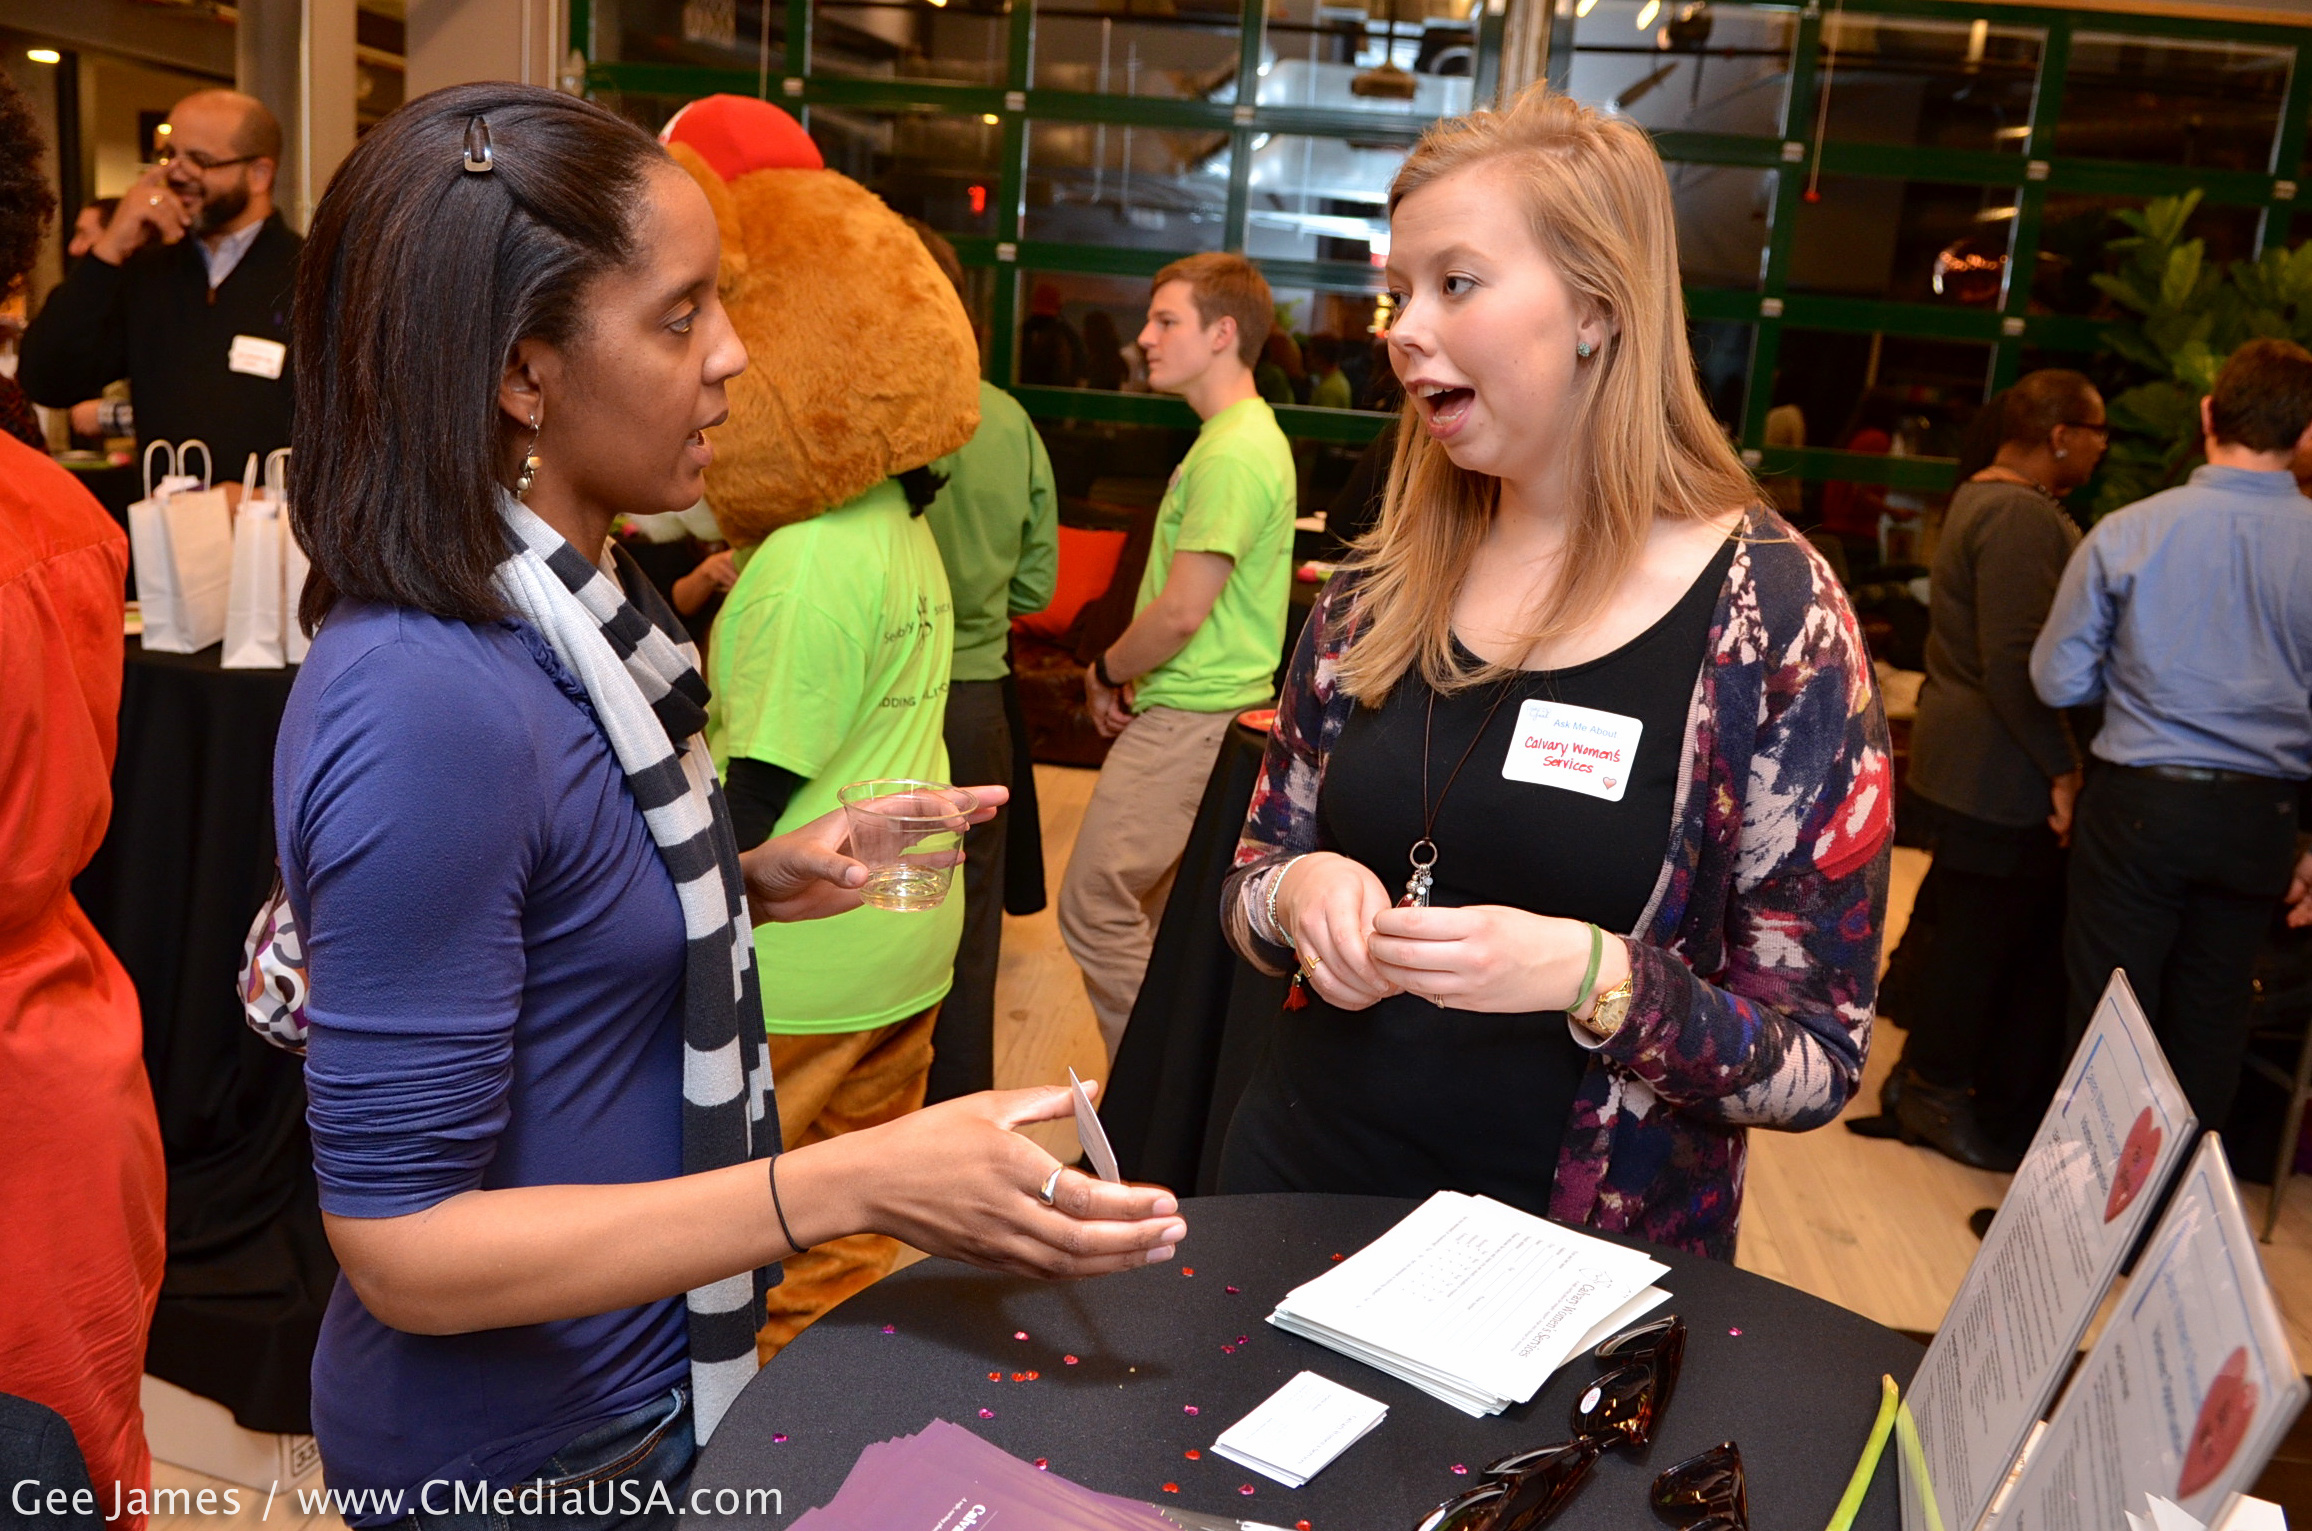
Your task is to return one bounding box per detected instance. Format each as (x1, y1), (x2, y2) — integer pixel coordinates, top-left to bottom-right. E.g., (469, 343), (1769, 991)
(1501, 698), (1643, 802)
(228, 334), (286, 380)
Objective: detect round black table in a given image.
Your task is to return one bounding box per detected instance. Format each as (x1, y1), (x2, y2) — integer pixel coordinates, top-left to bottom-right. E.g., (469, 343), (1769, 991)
(71, 638), (335, 1433)
(685, 1194), (1921, 1531)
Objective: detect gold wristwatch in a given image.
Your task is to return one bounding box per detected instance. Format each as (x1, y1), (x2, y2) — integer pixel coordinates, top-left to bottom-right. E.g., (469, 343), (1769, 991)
(1575, 970), (1636, 1039)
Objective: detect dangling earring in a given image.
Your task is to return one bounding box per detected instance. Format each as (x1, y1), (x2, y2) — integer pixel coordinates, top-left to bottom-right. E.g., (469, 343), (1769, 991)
(515, 413), (541, 498)
(1575, 341), (1595, 359)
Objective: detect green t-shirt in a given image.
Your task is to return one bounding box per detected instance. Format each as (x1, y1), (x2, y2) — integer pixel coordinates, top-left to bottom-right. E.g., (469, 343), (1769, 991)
(924, 382), (1060, 683)
(1130, 396), (1297, 715)
(706, 480), (963, 1034)
(1311, 369), (1352, 411)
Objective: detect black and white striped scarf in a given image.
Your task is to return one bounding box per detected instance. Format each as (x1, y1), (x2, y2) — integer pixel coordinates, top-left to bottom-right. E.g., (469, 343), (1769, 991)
(490, 496), (779, 1443)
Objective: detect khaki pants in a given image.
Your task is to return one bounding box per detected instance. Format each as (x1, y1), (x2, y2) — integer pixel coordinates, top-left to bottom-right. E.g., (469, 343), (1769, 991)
(1058, 704), (1238, 1060)
(756, 1005), (937, 1362)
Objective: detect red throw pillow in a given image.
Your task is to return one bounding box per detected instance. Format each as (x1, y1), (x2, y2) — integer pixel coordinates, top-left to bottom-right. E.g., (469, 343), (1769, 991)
(1015, 525), (1127, 641)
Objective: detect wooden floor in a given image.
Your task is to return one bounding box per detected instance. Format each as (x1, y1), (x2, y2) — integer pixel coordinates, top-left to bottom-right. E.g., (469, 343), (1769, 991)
(150, 761), (2312, 1525)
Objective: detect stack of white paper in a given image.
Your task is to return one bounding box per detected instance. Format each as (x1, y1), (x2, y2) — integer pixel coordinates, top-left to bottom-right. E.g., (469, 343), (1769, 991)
(1211, 1371), (1389, 1488)
(1266, 1192), (1672, 1418)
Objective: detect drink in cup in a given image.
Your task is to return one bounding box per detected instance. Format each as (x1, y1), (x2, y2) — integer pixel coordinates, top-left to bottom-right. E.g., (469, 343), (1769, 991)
(838, 780), (978, 912)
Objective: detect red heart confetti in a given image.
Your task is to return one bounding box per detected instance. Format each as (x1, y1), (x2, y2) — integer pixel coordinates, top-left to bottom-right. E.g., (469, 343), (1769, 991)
(988, 1372), (1002, 1382)
(979, 1409), (995, 1419)
(1012, 1372), (1027, 1382)
(1034, 1459), (1049, 1471)
(1184, 1405), (1200, 1415)
(1025, 1370), (1041, 1380)
(1182, 1267), (1195, 1276)
(1297, 1522), (1313, 1530)
(1450, 1464), (1468, 1476)
(1185, 1450), (1201, 1460)
(1162, 1484), (1180, 1495)
(1225, 1285), (1240, 1295)
(1064, 1355), (1080, 1365)
(1014, 1331), (1030, 1341)
(1239, 1485), (1256, 1497)
(1330, 1253), (1343, 1261)
(772, 1434), (788, 1444)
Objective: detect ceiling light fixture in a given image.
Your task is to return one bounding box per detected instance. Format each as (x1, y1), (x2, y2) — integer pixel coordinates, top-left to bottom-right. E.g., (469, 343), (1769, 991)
(27, 48), (61, 64)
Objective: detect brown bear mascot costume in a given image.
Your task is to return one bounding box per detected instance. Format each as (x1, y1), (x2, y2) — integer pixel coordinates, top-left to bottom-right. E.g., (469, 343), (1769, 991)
(660, 95), (979, 1359)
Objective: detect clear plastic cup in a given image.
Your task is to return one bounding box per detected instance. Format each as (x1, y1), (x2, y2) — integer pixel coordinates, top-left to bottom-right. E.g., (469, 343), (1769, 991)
(838, 780), (978, 913)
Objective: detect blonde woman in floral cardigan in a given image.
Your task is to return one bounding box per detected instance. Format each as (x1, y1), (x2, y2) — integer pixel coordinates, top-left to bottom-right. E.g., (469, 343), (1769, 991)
(1217, 86), (1892, 1261)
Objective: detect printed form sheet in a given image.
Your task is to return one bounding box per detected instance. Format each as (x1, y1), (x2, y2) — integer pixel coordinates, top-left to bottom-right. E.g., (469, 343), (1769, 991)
(1900, 972), (2194, 1531)
(1998, 1134), (2305, 1531)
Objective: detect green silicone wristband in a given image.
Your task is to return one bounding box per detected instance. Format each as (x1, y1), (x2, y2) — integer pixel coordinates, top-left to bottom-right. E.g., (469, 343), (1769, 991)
(1573, 921), (1605, 1015)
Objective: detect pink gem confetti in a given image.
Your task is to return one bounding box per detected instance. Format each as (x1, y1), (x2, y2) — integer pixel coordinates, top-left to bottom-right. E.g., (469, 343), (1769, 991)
(1034, 1459), (1049, 1471)
(1014, 1330), (1030, 1341)
(1064, 1355), (1079, 1365)
(1183, 1405), (1200, 1416)
(1225, 1285), (1240, 1295)
(979, 1408), (995, 1419)
(1239, 1484), (1256, 1497)
(1728, 1327), (1744, 1337)
(1450, 1464), (1469, 1476)
(881, 1324), (896, 1335)
(1236, 1335), (1249, 1345)
(1221, 1345), (1235, 1355)
(772, 1434), (788, 1444)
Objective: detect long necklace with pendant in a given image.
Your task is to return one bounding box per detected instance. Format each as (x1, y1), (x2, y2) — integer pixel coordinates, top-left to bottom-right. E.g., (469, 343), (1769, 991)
(1401, 680), (1516, 907)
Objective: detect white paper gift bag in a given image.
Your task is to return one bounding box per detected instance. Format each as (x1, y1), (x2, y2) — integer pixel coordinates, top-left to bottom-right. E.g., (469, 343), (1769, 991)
(128, 440), (235, 654)
(223, 453), (287, 669)
(272, 452), (313, 664)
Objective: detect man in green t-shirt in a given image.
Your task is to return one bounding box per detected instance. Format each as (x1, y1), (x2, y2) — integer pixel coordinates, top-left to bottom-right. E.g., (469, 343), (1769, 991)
(1059, 252), (1297, 1060)
(911, 222), (1062, 1103)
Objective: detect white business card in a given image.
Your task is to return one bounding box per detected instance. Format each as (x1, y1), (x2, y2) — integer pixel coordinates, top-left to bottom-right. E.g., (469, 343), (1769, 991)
(1212, 1371), (1387, 1489)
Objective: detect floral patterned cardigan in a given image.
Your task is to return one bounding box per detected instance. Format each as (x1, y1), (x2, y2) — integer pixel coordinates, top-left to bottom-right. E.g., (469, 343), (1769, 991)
(1221, 505), (1894, 1260)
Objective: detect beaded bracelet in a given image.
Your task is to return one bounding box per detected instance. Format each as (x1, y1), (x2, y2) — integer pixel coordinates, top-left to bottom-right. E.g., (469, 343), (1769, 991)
(1263, 854), (1309, 949)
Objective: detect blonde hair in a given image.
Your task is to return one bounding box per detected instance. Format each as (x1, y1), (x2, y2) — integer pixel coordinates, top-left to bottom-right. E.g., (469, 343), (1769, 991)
(1337, 85), (1755, 703)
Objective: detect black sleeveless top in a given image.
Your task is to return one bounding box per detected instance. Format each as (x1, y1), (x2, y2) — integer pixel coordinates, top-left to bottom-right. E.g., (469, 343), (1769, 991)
(1219, 536), (1736, 1215)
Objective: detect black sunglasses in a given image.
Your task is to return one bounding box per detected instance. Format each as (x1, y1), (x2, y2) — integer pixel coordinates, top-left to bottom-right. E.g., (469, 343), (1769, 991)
(1653, 1441), (1748, 1531)
(1411, 1317), (1688, 1531)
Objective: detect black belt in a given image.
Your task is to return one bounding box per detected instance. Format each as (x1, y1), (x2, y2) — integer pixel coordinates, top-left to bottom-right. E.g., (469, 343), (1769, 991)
(2121, 762), (2291, 787)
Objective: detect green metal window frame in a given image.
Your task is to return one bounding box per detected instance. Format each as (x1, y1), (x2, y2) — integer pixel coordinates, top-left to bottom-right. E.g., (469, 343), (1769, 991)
(568, 0), (2312, 485)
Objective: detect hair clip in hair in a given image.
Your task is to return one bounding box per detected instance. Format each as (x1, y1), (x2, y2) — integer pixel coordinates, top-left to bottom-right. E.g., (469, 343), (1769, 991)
(462, 116), (494, 174)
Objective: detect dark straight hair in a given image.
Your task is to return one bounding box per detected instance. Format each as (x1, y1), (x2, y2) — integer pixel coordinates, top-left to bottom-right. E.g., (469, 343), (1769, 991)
(293, 82), (669, 632)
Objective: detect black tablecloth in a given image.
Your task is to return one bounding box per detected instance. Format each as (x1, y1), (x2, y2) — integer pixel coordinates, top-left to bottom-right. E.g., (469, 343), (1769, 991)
(1106, 723), (1281, 1194)
(71, 640), (335, 1433)
(685, 1194), (1920, 1530)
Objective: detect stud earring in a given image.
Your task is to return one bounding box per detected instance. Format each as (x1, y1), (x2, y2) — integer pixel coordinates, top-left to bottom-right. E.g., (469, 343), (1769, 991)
(2054, 448), (2068, 459)
(1576, 341), (1595, 359)
(515, 413), (542, 498)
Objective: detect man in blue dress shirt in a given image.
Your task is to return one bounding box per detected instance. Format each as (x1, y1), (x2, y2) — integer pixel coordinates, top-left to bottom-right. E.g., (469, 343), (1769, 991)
(2033, 338), (2312, 1132)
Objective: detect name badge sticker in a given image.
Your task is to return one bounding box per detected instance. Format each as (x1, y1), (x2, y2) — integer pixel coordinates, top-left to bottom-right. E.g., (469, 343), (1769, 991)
(228, 334), (287, 380)
(1502, 698), (1643, 802)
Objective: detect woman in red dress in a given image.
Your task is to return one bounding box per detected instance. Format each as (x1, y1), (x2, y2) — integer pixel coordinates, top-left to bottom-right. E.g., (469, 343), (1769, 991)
(0, 72), (168, 1529)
